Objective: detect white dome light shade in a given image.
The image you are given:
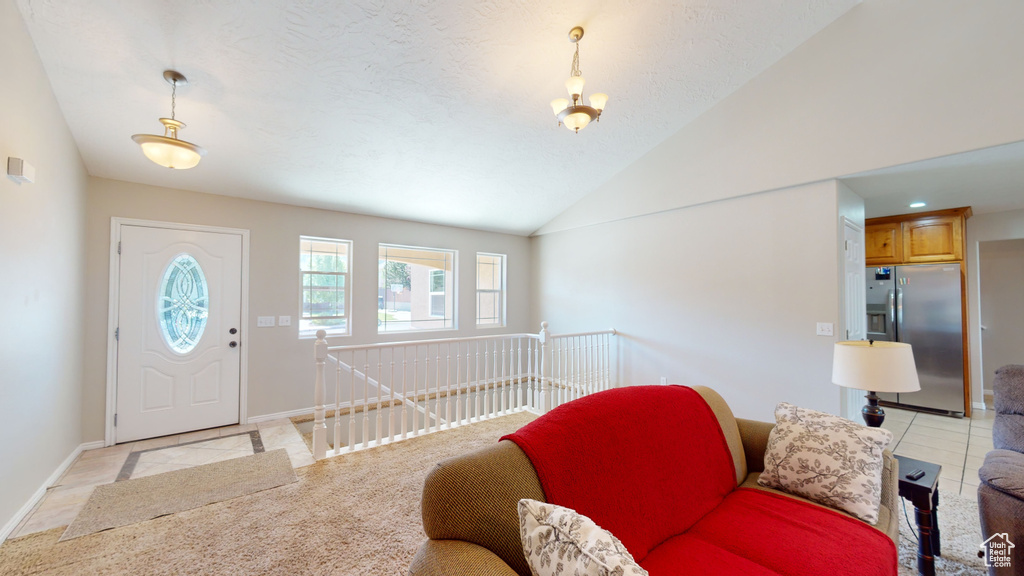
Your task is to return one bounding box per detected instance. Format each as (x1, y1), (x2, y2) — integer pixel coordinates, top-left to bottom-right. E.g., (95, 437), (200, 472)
(564, 75), (585, 99)
(132, 118), (206, 169)
(588, 93), (608, 112)
(550, 98), (570, 116)
(562, 110), (591, 132)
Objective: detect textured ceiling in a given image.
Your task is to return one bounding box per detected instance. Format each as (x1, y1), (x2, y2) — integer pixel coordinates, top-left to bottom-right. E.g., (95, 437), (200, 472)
(17, 0), (859, 235)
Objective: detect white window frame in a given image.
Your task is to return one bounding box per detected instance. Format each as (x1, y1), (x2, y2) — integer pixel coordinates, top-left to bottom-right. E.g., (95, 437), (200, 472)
(429, 269), (446, 317)
(476, 252), (506, 327)
(378, 243), (456, 333)
(299, 236), (352, 338)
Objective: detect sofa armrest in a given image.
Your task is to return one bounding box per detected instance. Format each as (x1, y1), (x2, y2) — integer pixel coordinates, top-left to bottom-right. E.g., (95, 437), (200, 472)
(736, 418), (775, 474)
(409, 539), (520, 576)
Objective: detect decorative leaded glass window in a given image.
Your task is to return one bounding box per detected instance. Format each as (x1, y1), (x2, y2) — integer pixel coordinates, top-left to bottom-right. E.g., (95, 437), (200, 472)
(158, 254), (209, 354)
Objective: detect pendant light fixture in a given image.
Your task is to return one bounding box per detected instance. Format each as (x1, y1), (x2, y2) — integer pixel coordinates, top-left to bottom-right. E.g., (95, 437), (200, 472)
(550, 27), (608, 133)
(132, 70), (206, 169)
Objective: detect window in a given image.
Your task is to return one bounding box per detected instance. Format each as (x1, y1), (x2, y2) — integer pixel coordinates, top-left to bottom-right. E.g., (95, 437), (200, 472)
(476, 253), (505, 327)
(158, 253), (209, 353)
(300, 236), (351, 337)
(379, 244), (455, 332)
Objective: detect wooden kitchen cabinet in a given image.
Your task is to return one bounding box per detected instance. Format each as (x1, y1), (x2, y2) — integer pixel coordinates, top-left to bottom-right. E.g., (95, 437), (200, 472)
(865, 222), (903, 266)
(903, 215), (962, 262)
(865, 207), (971, 266)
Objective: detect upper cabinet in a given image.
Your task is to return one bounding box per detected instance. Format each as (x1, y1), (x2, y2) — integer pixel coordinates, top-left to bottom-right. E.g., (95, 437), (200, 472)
(865, 207), (972, 266)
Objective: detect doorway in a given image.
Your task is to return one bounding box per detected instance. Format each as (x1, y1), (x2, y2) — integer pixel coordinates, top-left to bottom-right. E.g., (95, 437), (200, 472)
(978, 238), (1024, 401)
(107, 219), (249, 445)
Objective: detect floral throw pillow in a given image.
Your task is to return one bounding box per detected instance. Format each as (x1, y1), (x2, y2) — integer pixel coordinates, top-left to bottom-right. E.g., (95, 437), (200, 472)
(757, 402), (894, 524)
(518, 499), (648, 576)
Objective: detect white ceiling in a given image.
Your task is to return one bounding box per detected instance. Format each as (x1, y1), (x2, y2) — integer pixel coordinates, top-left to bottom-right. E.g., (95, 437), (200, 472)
(843, 140), (1024, 219)
(16, 0), (860, 235)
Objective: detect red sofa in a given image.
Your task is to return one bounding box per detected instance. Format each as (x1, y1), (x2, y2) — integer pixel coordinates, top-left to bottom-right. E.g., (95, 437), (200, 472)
(410, 385), (899, 575)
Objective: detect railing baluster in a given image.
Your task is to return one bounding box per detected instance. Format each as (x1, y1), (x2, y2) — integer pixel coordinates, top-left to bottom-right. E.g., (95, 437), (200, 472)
(362, 357), (370, 449)
(445, 343), (452, 429)
(389, 353), (396, 444)
(376, 352), (383, 446)
(455, 342), (462, 425)
(434, 345), (442, 433)
(413, 351), (420, 436)
(401, 350), (408, 439)
(348, 351), (355, 451)
(334, 352), (342, 455)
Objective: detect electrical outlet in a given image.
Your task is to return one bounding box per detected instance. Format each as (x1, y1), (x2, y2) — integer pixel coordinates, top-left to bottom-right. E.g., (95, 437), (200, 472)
(278, 315), (291, 327)
(816, 322), (834, 336)
(660, 377), (668, 385)
(257, 316), (276, 327)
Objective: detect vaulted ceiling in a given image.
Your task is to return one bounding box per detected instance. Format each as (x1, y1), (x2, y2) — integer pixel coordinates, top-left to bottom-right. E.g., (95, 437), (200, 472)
(16, 0), (860, 235)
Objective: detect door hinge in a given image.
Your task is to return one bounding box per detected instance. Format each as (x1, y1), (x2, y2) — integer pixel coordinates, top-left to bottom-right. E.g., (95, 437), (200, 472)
(117, 241), (121, 255)
(114, 414), (118, 426)
(845, 240), (849, 251)
(115, 327), (119, 341)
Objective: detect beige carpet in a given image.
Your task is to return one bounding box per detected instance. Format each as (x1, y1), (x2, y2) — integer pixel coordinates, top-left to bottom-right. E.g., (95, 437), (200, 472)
(60, 449), (297, 541)
(0, 411), (537, 576)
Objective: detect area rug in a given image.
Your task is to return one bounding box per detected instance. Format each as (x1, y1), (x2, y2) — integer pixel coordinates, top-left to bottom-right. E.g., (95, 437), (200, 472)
(896, 488), (986, 575)
(0, 411), (537, 576)
(60, 448), (297, 541)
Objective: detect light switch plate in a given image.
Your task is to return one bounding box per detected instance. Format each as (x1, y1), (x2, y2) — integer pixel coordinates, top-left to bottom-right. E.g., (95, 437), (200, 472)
(816, 322), (834, 336)
(257, 316), (275, 327)
(278, 315), (291, 326)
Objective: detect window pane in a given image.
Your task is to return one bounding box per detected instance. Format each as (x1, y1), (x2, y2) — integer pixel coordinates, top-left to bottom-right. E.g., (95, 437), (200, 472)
(158, 254), (209, 354)
(379, 244), (455, 332)
(300, 236), (350, 336)
(476, 253), (505, 327)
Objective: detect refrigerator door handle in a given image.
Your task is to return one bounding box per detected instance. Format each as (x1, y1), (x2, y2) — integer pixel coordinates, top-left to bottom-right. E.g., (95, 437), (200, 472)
(887, 289), (896, 341)
(896, 287), (903, 341)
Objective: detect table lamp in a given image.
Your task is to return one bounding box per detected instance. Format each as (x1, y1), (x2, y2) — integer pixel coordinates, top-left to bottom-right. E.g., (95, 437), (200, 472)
(832, 340), (921, 427)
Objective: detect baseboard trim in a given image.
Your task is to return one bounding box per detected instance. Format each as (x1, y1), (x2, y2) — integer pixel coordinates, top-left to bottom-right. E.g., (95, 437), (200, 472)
(972, 401), (988, 412)
(1, 440), (103, 542)
(247, 407), (316, 423)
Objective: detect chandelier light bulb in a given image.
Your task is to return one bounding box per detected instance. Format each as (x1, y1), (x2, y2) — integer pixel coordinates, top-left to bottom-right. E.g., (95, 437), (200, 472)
(550, 98), (570, 116)
(588, 93), (608, 112)
(563, 111), (592, 132)
(565, 75), (585, 100)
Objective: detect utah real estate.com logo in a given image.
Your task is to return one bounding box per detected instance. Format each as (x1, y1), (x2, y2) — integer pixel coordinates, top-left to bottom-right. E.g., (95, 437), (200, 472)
(979, 533), (1014, 569)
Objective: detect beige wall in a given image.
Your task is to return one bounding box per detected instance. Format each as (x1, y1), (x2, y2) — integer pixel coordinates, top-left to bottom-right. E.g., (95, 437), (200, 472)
(968, 209), (1024, 407)
(0, 0), (89, 533)
(978, 239), (1024, 392)
(539, 0), (1024, 235)
(84, 177), (531, 441)
(530, 180), (853, 422)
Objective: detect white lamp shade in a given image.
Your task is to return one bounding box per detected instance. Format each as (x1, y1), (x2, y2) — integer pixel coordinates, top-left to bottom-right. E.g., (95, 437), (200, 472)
(565, 75), (585, 98)
(832, 341), (921, 393)
(562, 110), (591, 132)
(550, 98), (570, 116)
(133, 136), (205, 169)
(588, 93), (608, 111)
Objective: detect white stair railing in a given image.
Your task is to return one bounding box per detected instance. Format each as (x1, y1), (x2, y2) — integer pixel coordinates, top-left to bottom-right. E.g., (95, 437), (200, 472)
(312, 322), (616, 459)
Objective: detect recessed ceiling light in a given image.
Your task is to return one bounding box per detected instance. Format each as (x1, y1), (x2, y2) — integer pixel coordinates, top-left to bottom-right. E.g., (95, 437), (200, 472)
(909, 202), (926, 208)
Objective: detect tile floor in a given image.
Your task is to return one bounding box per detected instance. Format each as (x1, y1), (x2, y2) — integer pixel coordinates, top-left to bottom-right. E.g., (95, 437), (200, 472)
(7, 418), (313, 540)
(882, 406), (996, 497)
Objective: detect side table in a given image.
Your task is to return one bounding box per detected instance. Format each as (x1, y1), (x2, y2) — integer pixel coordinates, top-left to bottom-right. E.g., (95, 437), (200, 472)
(895, 454), (942, 576)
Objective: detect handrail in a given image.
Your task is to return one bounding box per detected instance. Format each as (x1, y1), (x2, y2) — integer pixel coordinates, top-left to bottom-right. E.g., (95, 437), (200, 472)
(312, 321), (617, 459)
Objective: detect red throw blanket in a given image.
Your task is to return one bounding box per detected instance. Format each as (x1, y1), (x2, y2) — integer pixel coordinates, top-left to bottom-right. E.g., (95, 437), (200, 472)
(502, 385), (737, 561)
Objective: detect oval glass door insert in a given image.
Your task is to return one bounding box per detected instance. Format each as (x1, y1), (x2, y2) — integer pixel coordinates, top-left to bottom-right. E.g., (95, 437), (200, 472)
(158, 254), (209, 354)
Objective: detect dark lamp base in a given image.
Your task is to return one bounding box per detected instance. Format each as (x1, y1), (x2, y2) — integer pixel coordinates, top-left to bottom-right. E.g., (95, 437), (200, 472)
(861, 391), (885, 427)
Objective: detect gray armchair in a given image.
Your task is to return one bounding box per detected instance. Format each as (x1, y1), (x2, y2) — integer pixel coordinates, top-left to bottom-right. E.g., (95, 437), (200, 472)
(977, 364), (1024, 576)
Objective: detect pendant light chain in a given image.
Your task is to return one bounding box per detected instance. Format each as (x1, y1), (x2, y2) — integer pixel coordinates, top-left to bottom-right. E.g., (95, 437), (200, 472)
(170, 79), (177, 121)
(570, 42), (582, 78)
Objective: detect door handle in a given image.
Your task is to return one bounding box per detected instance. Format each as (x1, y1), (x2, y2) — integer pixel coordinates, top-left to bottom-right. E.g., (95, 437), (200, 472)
(229, 341), (238, 348)
(887, 289), (895, 341)
(895, 288), (903, 341)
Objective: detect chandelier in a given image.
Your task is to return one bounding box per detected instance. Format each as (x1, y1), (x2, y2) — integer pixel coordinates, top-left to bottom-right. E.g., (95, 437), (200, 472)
(550, 27), (608, 133)
(132, 70), (207, 169)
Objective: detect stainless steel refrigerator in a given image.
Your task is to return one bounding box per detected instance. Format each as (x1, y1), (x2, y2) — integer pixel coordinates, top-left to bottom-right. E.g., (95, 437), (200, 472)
(865, 264), (965, 414)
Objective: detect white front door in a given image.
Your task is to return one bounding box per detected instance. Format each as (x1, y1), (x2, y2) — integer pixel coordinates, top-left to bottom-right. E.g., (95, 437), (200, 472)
(116, 225), (243, 442)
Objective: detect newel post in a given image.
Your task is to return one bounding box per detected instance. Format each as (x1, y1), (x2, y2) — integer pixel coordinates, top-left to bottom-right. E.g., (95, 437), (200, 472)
(312, 329), (328, 460)
(539, 321), (551, 413)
